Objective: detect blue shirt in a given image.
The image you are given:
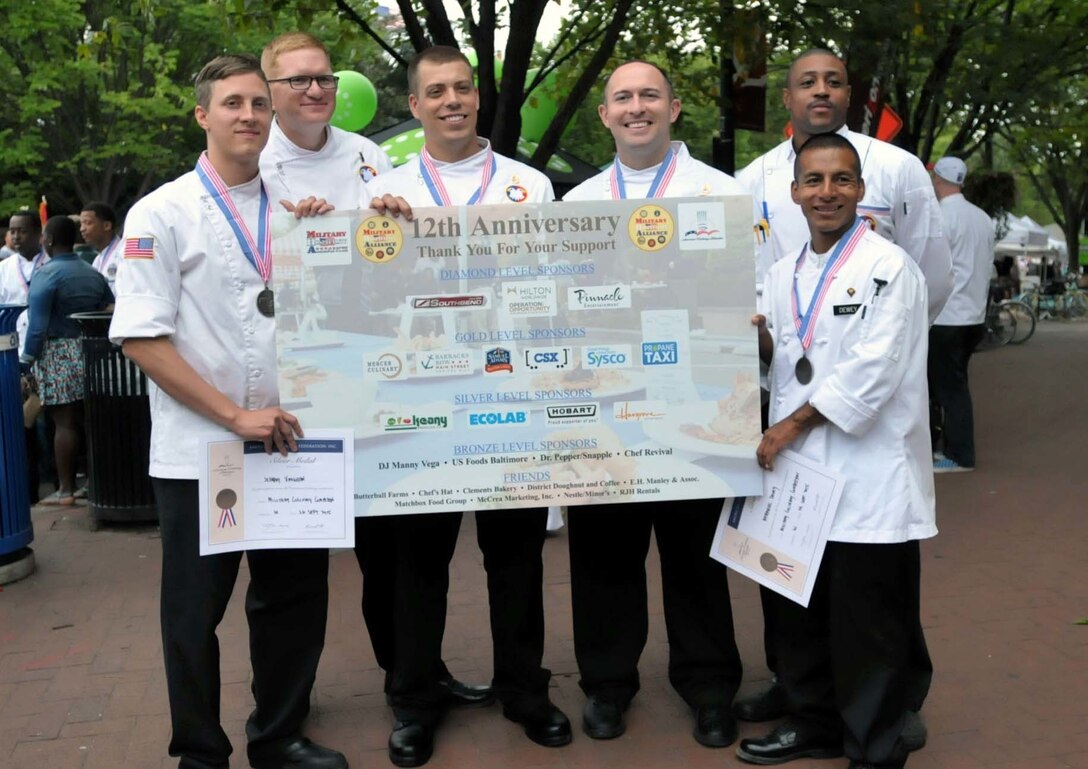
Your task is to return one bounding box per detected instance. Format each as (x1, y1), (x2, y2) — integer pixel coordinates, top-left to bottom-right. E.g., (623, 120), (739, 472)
(21, 253), (114, 361)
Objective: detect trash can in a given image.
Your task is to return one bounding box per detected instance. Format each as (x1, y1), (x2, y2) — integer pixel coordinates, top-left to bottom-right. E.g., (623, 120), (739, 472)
(72, 312), (157, 523)
(0, 304), (35, 584)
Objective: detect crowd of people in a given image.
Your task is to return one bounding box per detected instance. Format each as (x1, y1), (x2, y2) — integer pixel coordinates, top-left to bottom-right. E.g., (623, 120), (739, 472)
(1, 33), (1008, 769)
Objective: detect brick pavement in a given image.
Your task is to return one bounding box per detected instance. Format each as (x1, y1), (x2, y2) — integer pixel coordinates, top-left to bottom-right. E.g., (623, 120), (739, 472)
(1, 321), (1087, 768)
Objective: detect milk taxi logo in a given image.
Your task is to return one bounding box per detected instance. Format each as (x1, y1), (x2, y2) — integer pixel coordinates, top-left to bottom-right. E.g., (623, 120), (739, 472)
(567, 284), (631, 311)
(627, 205), (675, 252)
(362, 351), (405, 380)
(524, 346), (572, 371)
(642, 341), (678, 365)
(546, 403), (600, 426)
(484, 347), (514, 374)
(678, 202), (726, 251)
(467, 408), (531, 429)
(582, 344), (632, 369)
(355, 215), (403, 263)
(382, 405), (452, 432)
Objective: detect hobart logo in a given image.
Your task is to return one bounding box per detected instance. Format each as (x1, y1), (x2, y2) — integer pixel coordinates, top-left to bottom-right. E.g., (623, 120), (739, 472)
(582, 344), (631, 369)
(524, 347), (571, 371)
(468, 410), (531, 428)
(568, 284), (630, 311)
(484, 347), (513, 373)
(546, 403), (600, 426)
(642, 341), (678, 365)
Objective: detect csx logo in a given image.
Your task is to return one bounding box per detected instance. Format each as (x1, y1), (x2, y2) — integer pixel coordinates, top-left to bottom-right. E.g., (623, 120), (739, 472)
(524, 347), (570, 370)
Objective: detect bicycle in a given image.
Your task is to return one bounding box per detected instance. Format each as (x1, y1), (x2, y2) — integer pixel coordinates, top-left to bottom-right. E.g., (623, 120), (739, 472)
(975, 300), (1016, 351)
(1016, 278), (1088, 320)
(1003, 299), (1036, 344)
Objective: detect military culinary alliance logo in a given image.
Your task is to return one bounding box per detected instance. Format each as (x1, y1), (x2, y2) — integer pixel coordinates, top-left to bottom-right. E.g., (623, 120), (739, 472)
(628, 205), (675, 252)
(355, 215), (404, 264)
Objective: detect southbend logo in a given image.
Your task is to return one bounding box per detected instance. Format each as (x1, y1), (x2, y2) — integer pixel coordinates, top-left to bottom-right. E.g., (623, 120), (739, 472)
(383, 412), (450, 432)
(411, 294), (489, 310)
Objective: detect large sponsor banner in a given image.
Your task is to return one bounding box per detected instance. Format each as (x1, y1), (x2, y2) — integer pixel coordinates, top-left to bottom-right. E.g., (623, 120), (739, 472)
(271, 197), (762, 516)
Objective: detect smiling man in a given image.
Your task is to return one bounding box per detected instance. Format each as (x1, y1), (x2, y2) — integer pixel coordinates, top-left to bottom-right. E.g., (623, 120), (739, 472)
(740, 132), (935, 769)
(562, 60), (752, 749)
(366, 45), (566, 768)
(734, 50), (944, 740)
(109, 54), (345, 769)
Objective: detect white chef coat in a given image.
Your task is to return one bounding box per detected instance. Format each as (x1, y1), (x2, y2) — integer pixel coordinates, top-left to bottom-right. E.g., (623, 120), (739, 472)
(564, 141), (749, 201)
(763, 226), (937, 543)
(109, 171), (277, 479)
(366, 139), (554, 205)
(0, 249), (49, 354)
(934, 193), (995, 326)
(92, 237), (122, 292)
(738, 126), (953, 322)
(259, 119), (393, 211)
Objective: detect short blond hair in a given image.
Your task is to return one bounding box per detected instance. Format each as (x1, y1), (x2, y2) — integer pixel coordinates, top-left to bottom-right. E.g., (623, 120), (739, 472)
(261, 32), (330, 76)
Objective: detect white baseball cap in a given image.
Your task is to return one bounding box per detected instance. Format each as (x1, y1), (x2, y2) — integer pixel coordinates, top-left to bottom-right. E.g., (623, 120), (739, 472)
(934, 157), (967, 185)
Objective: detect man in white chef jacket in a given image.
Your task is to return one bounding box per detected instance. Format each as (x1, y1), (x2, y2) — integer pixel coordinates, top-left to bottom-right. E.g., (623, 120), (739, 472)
(737, 132), (936, 769)
(365, 45), (569, 768)
(733, 49), (944, 739)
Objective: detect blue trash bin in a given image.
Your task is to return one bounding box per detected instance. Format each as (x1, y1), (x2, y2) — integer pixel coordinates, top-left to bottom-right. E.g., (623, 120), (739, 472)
(0, 304), (35, 584)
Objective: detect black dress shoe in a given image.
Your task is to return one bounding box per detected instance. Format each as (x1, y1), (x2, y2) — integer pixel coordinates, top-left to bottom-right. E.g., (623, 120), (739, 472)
(389, 720), (436, 768)
(438, 675), (495, 707)
(503, 702), (573, 747)
(901, 710), (926, 752)
(693, 704), (738, 748)
(582, 696), (625, 740)
(732, 676), (789, 722)
(736, 721), (843, 765)
(248, 737), (348, 769)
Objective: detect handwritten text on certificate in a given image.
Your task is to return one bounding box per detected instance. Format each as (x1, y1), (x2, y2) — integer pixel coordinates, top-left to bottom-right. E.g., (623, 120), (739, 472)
(198, 430), (355, 555)
(711, 450), (843, 607)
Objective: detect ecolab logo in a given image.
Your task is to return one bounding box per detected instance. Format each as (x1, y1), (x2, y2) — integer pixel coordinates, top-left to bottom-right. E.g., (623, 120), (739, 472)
(582, 344), (631, 369)
(546, 403), (600, 426)
(467, 410), (531, 428)
(642, 341), (678, 365)
(524, 347), (571, 370)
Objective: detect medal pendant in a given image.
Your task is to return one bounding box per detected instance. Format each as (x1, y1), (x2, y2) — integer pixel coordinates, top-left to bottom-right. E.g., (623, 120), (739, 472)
(795, 356), (813, 385)
(257, 288), (275, 318)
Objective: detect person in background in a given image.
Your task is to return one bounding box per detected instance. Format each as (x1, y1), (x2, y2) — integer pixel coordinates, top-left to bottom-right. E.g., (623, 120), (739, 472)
(928, 157), (995, 473)
(19, 215), (113, 505)
(80, 202), (122, 292)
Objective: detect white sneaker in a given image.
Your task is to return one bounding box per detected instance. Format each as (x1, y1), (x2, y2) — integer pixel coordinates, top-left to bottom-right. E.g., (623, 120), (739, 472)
(933, 453), (973, 473)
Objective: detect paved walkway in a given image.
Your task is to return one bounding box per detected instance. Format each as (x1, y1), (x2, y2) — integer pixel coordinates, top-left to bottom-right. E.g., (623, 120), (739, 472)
(2, 321), (1087, 769)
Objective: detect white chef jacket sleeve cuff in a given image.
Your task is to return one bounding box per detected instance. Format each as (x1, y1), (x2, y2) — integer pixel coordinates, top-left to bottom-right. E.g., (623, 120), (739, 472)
(109, 294), (177, 346)
(809, 379), (878, 436)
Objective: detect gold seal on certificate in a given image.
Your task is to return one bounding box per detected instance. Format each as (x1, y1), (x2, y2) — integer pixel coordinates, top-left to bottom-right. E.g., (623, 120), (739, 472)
(628, 205), (675, 251)
(355, 215), (404, 264)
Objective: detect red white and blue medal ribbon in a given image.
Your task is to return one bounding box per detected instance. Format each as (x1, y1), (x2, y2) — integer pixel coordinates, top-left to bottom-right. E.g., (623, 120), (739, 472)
(609, 146), (677, 200)
(195, 152), (272, 285)
(17, 249), (47, 294)
(93, 238), (120, 274)
(791, 217), (867, 351)
(419, 144), (496, 206)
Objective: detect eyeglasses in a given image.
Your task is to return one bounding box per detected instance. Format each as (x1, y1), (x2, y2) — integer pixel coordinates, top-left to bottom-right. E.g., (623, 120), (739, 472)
(267, 75), (340, 91)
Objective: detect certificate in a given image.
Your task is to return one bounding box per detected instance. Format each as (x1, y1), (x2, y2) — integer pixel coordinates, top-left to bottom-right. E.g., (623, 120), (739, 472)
(710, 450), (843, 607)
(271, 197), (763, 516)
(198, 430), (355, 555)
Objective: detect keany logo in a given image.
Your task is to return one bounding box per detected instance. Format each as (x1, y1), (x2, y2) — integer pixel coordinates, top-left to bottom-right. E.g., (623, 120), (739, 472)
(411, 294), (490, 311)
(524, 347), (571, 371)
(613, 400), (667, 422)
(583, 344), (632, 369)
(642, 341), (678, 365)
(468, 409), (531, 428)
(484, 347), (514, 373)
(383, 409), (451, 432)
(546, 403), (600, 426)
(568, 284), (631, 311)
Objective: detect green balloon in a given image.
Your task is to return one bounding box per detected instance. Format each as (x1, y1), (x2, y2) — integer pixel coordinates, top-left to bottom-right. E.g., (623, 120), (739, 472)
(330, 70), (378, 132)
(521, 68), (559, 142)
(465, 49), (503, 86)
(380, 128), (426, 167)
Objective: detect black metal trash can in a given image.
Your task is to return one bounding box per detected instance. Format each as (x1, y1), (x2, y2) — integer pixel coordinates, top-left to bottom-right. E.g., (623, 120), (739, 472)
(0, 304), (35, 583)
(71, 312), (157, 523)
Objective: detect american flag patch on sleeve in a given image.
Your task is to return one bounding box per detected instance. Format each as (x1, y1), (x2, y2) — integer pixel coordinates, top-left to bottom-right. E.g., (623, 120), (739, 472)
(123, 237), (155, 259)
